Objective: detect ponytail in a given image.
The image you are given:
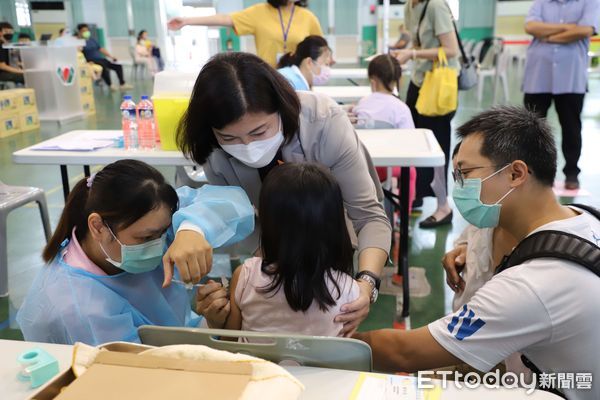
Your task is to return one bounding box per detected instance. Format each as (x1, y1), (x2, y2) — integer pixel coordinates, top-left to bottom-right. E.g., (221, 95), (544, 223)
(367, 54), (403, 95)
(42, 179), (90, 262)
(42, 160), (179, 263)
(277, 52), (296, 68)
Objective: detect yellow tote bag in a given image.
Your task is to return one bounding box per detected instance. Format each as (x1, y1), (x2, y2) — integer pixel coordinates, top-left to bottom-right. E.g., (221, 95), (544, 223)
(416, 48), (458, 117)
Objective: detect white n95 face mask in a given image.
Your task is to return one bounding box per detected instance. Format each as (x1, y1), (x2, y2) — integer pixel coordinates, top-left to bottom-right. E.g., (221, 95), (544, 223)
(220, 120), (284, 168)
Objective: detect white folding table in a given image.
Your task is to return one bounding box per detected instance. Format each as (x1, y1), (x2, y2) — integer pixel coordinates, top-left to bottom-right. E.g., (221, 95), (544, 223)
(0, 339), (560, 400)
(312, 86), (372, 103)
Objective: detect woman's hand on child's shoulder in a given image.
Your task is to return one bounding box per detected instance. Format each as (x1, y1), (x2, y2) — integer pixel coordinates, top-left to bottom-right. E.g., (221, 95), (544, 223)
(196, 280), (230, 329)
(335, 279), (371, 337)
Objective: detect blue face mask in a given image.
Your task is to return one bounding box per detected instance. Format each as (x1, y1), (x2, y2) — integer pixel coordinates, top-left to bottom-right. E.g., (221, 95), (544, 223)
(99, 225), (166, 274)
(452, 164), (515, 229)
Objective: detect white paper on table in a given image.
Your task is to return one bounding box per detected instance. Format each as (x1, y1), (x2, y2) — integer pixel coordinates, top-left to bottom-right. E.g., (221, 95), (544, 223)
(351, 374), (429, 400)
(31, 139), (115, 151)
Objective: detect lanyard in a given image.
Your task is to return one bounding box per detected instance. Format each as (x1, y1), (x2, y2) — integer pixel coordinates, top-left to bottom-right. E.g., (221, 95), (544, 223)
(278, 4), (296, 52)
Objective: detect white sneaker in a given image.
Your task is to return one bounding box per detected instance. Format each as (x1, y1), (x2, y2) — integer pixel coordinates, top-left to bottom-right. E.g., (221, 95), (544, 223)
(120, 83), (133, 90)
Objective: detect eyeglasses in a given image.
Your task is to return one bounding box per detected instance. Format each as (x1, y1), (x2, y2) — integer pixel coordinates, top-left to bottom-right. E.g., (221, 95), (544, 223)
(452, 165), (505, 188)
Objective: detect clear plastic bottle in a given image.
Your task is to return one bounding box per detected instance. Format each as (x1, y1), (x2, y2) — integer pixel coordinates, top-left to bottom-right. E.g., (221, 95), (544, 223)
(137, 95), (157, 150)
(120, 95), (138, 150)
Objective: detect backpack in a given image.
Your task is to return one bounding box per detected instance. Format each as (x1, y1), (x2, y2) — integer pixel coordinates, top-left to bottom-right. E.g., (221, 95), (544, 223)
(494, 203), (600, 398)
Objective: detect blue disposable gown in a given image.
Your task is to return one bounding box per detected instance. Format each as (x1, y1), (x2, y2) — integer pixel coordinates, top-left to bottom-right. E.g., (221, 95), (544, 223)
(16, 185), (254, 345)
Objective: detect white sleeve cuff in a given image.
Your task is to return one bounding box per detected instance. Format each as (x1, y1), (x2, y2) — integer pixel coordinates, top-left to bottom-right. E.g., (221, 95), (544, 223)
(177, 221), (205, 237)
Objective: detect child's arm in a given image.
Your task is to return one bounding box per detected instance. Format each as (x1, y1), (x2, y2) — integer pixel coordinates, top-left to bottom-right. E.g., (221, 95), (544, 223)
(224, 267), (243, 331)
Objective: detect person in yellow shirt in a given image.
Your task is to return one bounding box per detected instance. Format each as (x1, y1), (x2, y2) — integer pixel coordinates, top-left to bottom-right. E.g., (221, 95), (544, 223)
(168, 0), (323, 67)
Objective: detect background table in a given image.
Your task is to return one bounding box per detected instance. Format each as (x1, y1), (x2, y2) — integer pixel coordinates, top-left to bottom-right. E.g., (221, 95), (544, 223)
(0, 339), (560, 400)
(12, 130), (194, 200)
(313, 86), (372, 103)
(13, 129), (443, 318)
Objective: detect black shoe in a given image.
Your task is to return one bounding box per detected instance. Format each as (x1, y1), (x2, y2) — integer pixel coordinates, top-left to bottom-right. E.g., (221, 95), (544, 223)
(412, 197), (423, 209)
(419, 211), (453, 229)
(565, 176), (580, 191)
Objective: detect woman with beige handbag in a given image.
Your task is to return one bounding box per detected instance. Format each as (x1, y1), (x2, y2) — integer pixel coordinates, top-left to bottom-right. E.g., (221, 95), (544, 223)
(393, 0), (459, 228)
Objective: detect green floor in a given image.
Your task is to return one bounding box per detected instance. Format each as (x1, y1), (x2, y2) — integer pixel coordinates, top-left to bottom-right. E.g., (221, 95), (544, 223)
(1, 63), (599, 340)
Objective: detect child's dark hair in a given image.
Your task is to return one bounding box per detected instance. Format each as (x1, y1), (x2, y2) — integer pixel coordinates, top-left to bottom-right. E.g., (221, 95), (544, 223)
(368, 54), (402, 94)
(137, 30), (147, 42)
(43, 160), (178, 262)
(258, 163), (354, 312)
(277, 35), (329, 69)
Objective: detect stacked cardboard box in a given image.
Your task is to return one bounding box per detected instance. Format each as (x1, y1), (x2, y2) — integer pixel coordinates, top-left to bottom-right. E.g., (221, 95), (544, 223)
(0, 88), (39, 138)
(78, 56), (96, 116)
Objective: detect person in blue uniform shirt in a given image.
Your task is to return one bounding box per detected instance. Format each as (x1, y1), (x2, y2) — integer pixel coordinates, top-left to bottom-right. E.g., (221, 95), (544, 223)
(16, 159), (254, 345)
(277, 35), (332, 91)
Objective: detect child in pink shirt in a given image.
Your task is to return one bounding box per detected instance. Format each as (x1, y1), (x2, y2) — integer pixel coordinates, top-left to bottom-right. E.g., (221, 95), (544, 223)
(224, 163), (360, 337)
(354, 54), (417, 212)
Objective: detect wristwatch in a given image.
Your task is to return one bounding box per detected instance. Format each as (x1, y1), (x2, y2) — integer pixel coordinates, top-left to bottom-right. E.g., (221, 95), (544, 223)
(356, 271), (381, 304)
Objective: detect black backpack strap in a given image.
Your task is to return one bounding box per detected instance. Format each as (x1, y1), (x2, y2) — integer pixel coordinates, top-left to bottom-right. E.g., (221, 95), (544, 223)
(495, 230), (600, 276)
(570, 203), (600, 220)
(416, 0), (430, 48)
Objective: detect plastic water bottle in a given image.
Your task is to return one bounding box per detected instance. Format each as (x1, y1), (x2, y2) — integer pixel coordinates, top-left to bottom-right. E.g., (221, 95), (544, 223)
(120, 95), (138, 150)
(137, 95), (157, 150)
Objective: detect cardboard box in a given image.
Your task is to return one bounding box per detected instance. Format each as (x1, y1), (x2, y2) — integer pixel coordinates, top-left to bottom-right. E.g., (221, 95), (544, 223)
(14, 88), (37, 109)
(0, 90), (18, 113)
(19, 110), (40, 132)
(0, 110), (21, 138)
(31, 343), (252, 400)
(79, 65), (92, 80)
(79, 79), (94, 97)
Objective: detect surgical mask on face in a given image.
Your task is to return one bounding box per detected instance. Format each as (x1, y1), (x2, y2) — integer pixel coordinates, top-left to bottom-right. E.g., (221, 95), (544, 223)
(220, 117), (285, 168)
(82, 31), (91, 40)
(452, 164), (515, 229)
(98, 225), (166, 274)
(3, 33), (13, 42)
(312, 64), (331, 86)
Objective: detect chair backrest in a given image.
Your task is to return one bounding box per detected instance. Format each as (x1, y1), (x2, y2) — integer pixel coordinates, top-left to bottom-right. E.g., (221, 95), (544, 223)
(471, 40), (485, 61)
(138, 325), (373, 372)
(462, 40), (475, 56)
(355, 119), (395, 130)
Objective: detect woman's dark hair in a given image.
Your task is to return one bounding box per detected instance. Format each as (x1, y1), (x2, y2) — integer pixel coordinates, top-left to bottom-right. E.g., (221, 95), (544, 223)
(137, 30), (147, 42)
(76, 23), (88, 32)
(177, 52), (301, 165)
(277, 35), (329, 68)
(267, 0), (307, 8)
(367, 54), (402, 93)
(258, 163), (354, 312)
(43, 160), (178, 262)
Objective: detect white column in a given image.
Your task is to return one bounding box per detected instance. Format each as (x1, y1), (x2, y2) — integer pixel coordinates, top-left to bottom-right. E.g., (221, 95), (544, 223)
(382, 0), (390, 52)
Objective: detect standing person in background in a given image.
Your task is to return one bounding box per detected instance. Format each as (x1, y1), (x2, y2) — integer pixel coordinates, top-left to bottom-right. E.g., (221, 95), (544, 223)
(77, 23), (133, 91)
(522, 0), (600, 190)
(168, 0), (323, 67)
(277, 35), (332, 91)
(390, 24), (411, 50)
(392, 0), (459, 228)
(0, 22), (24, 85)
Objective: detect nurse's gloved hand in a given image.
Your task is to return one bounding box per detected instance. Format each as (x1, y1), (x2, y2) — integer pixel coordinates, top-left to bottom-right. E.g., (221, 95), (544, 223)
(196, 280), (230, 329)
(162, 230), (213, 287)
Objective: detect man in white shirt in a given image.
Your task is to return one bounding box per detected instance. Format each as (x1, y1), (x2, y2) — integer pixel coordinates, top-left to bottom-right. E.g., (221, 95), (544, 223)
(354, 106), (600, 400)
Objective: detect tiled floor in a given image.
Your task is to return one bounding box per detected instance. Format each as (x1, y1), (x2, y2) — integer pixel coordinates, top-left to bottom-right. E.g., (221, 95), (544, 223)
(1, 62), (599, 340)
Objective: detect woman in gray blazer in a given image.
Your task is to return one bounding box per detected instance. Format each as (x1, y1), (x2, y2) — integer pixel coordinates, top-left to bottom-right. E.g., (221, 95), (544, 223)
(177, 52), (391, 336)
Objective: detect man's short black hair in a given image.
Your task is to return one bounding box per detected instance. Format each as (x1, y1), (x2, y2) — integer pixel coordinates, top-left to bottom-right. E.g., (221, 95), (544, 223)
(456, 106), (557, 187)
(0, 22), (14, 31)
(77, 23), (89, 32)
(18, 33), (31, 40)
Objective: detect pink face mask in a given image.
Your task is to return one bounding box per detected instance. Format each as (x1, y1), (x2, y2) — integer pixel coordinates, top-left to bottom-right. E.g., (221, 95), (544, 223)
(312, 64), (331, 86)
